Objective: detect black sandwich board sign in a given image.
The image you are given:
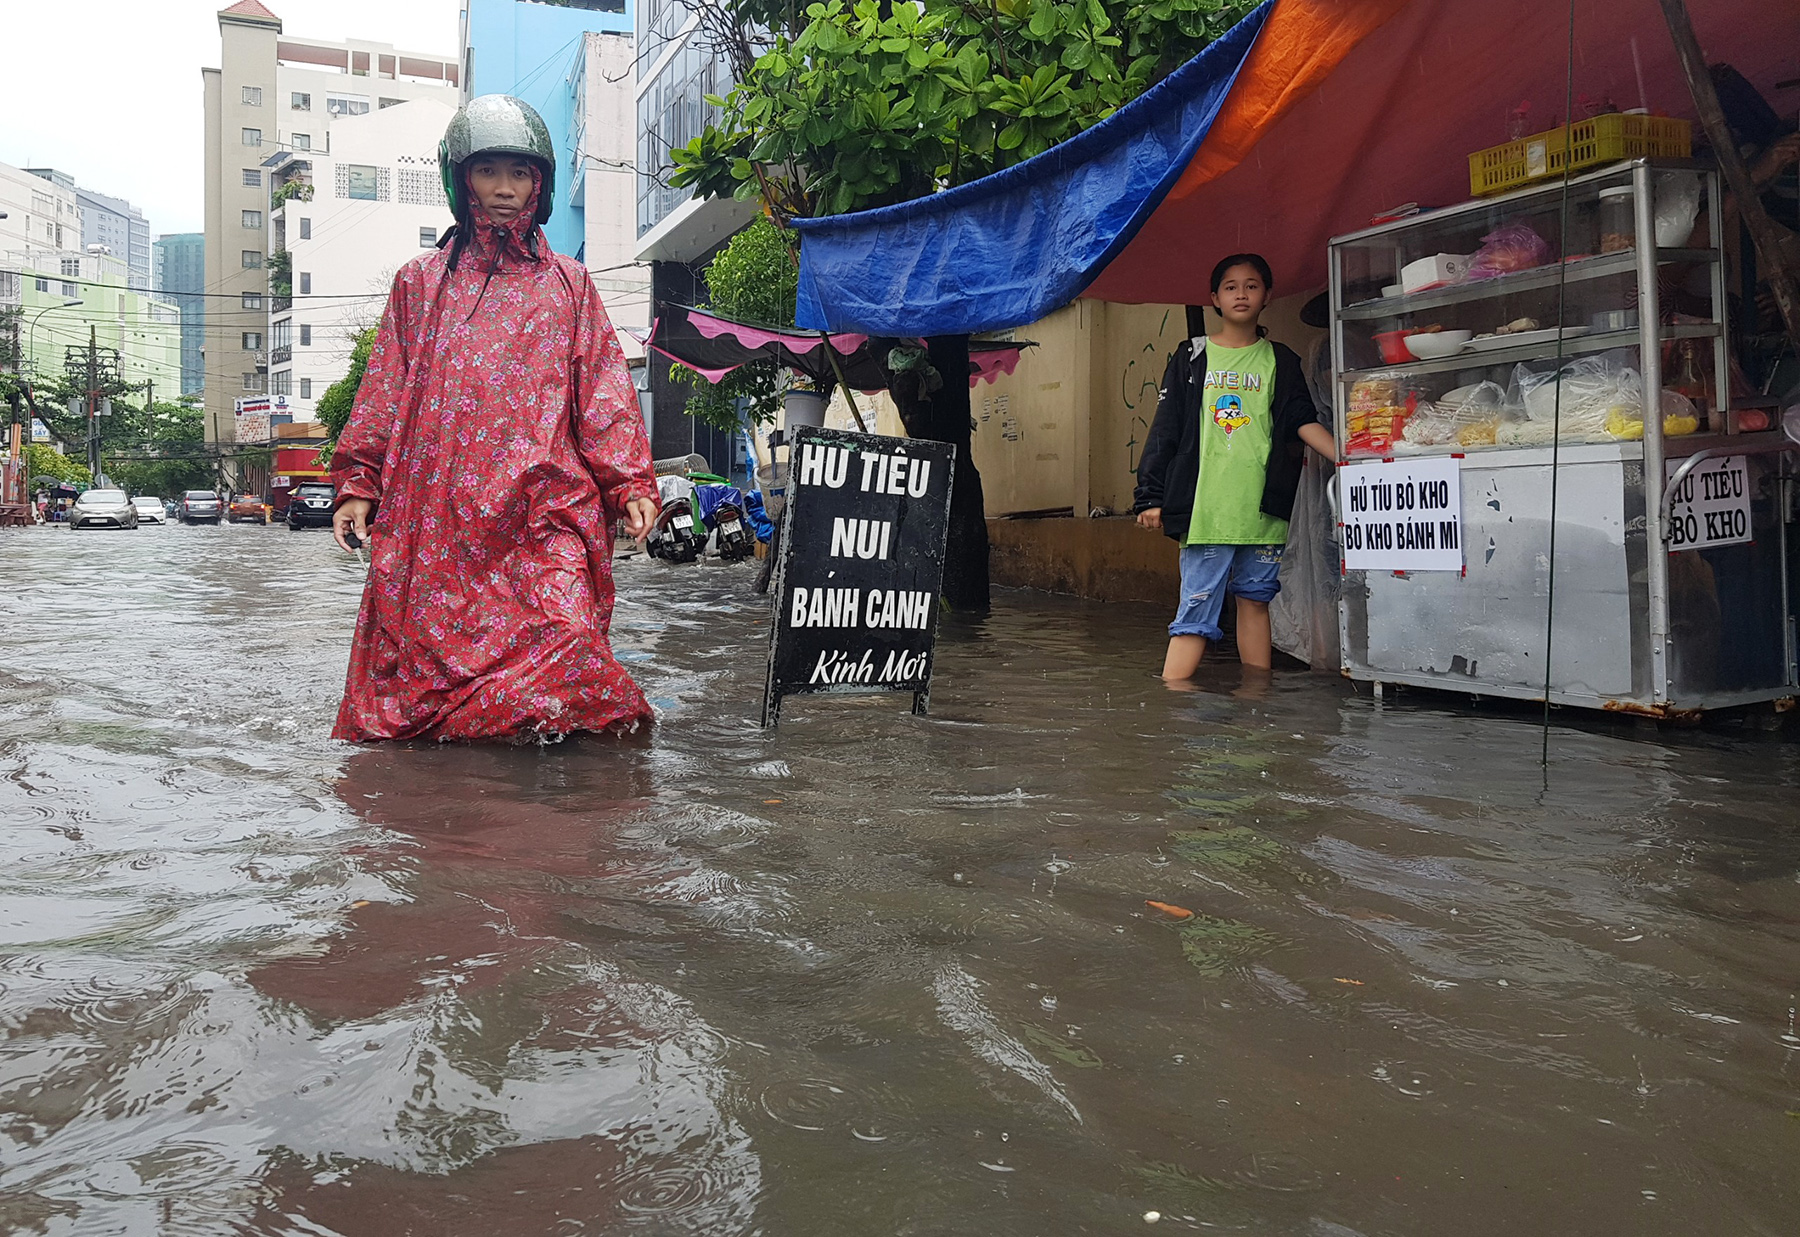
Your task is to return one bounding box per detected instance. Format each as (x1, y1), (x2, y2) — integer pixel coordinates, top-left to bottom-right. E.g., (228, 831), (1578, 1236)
(763, 426), (956, 726)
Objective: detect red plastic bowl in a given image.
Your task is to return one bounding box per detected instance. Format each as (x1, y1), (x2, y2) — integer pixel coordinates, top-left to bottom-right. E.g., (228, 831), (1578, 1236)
(1372, 330), (1413, 364)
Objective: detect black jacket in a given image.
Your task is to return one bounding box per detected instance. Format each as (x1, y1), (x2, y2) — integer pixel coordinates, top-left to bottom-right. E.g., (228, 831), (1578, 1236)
(1132, 337), (1319, 539)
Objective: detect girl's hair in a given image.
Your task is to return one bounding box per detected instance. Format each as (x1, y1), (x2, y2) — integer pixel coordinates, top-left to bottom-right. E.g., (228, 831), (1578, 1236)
(1210, 252), (1273, 292)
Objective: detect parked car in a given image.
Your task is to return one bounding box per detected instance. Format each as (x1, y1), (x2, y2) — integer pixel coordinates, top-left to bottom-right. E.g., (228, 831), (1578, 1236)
(228, 494), (271, 524)
(70, 489), (139, 530)
(133, 496), (167, 525)
(179, 490), (222, 524)
(287, 482), (336, 529)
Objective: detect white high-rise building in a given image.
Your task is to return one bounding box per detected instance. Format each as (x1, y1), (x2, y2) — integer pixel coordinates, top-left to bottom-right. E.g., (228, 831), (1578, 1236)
(263, 97), (456, 417)
(202, 0), (460, 447)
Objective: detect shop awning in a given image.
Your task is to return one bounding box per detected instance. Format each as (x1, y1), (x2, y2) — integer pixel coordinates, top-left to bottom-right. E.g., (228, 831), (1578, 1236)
(793, 0), (1798, 335)
(646, 304), (1032, 392)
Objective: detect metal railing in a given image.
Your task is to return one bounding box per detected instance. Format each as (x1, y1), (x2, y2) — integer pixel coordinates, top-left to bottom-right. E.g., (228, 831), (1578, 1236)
(270, 345), (291, 365)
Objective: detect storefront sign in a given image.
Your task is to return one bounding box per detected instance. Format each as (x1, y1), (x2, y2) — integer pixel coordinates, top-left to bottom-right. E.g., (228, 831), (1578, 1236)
(1339, 456), (1464, 572)
(234, 408), (270, 444)
(1666, 455), (1752, 550)
(30, 419), (49, 443)
(763, 427), (955, 725)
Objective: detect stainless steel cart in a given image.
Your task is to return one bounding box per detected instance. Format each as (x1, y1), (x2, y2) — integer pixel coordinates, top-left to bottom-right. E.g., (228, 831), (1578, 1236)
(1328, 159), (1796, 715)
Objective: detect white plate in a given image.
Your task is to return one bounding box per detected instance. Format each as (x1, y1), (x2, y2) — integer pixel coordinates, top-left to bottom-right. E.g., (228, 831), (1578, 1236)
(673, 515), (693, 529)
(721, 519), (742, 534)
(1462, 326), (1592, 353)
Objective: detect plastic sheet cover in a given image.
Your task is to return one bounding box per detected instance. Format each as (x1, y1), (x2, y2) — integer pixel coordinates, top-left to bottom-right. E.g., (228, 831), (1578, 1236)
(791, 0), (1272, 336)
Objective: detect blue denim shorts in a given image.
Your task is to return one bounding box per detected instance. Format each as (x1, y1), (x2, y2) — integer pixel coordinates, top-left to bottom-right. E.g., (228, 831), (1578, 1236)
(1169, 543), (1285, 640)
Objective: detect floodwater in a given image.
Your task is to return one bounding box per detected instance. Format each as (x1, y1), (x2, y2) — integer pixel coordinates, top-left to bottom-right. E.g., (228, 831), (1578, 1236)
(3, 525), (1800, 1236)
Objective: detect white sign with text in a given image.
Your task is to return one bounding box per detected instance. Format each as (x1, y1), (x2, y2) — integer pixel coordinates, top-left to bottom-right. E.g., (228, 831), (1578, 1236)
(1339, 456), (1464, 572)
(1666, 455), (1752, 550)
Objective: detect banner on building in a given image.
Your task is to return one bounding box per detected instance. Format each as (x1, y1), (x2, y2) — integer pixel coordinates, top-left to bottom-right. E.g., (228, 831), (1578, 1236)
(1666, 455), (1752, 550)
(763, 427), (955, 726)
(1339, 456), (1464, 572)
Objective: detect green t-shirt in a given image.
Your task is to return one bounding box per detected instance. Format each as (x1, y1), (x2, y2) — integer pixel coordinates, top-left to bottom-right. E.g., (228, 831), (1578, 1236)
(1185, 338), (1289, 546)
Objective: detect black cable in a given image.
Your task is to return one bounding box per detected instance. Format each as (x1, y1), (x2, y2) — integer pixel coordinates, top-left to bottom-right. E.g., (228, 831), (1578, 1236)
(1541, 0), (1579, 767)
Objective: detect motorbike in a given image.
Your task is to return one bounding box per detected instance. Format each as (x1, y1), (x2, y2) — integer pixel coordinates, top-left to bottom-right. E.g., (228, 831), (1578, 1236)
(646, 496), (705, 563)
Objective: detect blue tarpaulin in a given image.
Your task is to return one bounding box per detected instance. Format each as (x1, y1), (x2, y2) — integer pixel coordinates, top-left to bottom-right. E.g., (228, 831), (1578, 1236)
(792, 0), (1272, 337)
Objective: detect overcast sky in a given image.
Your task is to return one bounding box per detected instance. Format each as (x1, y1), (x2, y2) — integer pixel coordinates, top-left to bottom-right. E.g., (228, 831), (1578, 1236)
(0, 0), (461, 237)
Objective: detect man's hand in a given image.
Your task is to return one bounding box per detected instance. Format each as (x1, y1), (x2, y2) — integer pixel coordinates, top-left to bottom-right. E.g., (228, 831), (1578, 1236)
(1136, 506), (1162, 531)
(333, 498), (374, 554)
(621, 496), (658, 541)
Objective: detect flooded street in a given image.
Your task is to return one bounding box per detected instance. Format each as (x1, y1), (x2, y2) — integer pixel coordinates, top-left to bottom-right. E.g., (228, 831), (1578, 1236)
(4, 524), (1800, 1235)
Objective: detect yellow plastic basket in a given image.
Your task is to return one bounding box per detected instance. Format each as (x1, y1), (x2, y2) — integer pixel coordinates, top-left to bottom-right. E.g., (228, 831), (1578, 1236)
(1468, 114), (1692, 197)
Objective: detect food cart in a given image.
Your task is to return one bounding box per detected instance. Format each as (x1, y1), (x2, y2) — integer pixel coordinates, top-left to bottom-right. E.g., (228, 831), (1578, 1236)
(1329, 157), (1795, 715)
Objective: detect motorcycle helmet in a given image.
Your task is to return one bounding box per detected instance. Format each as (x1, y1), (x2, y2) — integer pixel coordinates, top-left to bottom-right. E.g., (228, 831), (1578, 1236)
(438, 94), (557, 226)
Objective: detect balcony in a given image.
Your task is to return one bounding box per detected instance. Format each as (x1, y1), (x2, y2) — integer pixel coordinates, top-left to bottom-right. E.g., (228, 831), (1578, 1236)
(270, 345), (292, 365)
(271, 294), (292, 313)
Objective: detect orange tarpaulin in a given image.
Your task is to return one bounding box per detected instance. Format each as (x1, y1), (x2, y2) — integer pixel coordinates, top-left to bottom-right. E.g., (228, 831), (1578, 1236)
(1083, 0), (1800, 303)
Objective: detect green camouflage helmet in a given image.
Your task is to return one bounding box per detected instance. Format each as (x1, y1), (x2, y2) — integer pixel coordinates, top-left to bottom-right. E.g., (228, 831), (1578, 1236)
(438, 94), (557, 225)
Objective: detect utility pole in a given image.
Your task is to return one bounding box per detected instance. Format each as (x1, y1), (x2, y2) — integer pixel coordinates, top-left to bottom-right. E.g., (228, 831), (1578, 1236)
(86, 326), (99, 483)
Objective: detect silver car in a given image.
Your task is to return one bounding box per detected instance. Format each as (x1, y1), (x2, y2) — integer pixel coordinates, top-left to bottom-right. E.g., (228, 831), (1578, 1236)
(71, 489), (139, 530)
(133, 496), (167, 525)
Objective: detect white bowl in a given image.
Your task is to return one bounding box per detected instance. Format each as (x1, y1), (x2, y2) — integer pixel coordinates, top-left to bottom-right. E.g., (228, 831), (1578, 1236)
(1403, 330), (1474, 360)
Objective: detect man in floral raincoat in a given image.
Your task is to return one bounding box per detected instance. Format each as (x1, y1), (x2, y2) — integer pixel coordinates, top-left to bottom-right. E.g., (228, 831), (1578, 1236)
(329, 95), (659, 741)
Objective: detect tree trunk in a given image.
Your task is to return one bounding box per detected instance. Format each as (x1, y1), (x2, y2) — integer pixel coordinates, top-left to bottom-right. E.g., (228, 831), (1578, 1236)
(886, 333), (990, 612)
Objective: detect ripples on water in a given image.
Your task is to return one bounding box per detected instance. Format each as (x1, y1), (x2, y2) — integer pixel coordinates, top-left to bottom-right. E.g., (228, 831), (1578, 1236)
(2, 524), (1800, 1234)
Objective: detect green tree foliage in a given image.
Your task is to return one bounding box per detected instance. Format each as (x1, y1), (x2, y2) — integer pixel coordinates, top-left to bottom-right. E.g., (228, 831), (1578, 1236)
(316, 328), (377, 446)
(670, 0), (1259, 217)
(671, 216), (803, 432)
(104, 398), (214, 497)
(23, 442), (90, 486)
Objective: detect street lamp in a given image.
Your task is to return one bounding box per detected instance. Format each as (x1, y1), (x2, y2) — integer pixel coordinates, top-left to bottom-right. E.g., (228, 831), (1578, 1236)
(26, 298), (83, 377)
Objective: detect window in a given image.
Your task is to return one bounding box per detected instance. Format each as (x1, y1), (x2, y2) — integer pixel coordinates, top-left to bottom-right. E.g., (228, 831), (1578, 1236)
(241, 250), (263, 269)
(298, 272), (311, 295)
(61, 258), (80, 276)
(242, 85), (262, 105)
(291, 133), (311, 152)
(298, 218), (311, 240)
(242, 372), (264, 392)
(242, 168), (262, 187)
(325, 93), (370, 117)
(419, 226), (437, 247)
(299, 378), (312, 399)
(242, 332), (263, 350)
(35, 277), (47, 293)
(242, 292), (263, 310)
(291, 91), (311, 111)
(299, 324), (312, 346)
(269, 370), (291, 396)
(61, 282), (77, 298)
(241, 128), (262, 147)
(379, 97), (404, 109)
(271, 320), (291, 350)
(241, 209), (263, 229)
(340, 164), (380, 201)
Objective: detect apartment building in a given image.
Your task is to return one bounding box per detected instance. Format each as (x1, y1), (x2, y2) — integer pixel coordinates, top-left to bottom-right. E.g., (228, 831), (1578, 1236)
(631, 0), (759, 459)
(202, 0), (459, 447)
(73, 187), (152, 292)
(263, 97), (455, 418)
(0, 160), (178, 393)
(460, 0), (648, 341)
(153, 233), (206, 396)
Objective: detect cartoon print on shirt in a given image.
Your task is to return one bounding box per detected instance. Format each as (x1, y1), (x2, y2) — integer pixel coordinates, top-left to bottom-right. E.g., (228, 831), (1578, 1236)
(1213, 392), (1249, 438)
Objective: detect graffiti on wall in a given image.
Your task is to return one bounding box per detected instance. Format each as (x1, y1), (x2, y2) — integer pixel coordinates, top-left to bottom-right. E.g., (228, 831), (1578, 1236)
(1121, 308), (1177, 477)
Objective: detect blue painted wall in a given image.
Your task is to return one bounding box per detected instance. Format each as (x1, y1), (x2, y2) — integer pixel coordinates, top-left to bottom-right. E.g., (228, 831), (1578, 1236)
(465, 0), (634, 259)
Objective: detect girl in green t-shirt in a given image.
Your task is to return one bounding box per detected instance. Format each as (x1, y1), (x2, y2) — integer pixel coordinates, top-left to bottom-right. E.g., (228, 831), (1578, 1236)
(1133, 254), (1336, 680)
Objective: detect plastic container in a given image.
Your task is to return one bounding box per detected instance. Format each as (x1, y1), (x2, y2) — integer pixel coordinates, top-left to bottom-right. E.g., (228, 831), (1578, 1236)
(1372, 330), (1413, 364)
(1598, 185), (1635, 253)
(783, 390), (829, 428)
(1468, 114), (1692, 197)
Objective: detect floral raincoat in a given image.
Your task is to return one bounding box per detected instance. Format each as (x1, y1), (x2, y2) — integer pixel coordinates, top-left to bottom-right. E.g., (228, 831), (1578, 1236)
(330, 181), (658, 741)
